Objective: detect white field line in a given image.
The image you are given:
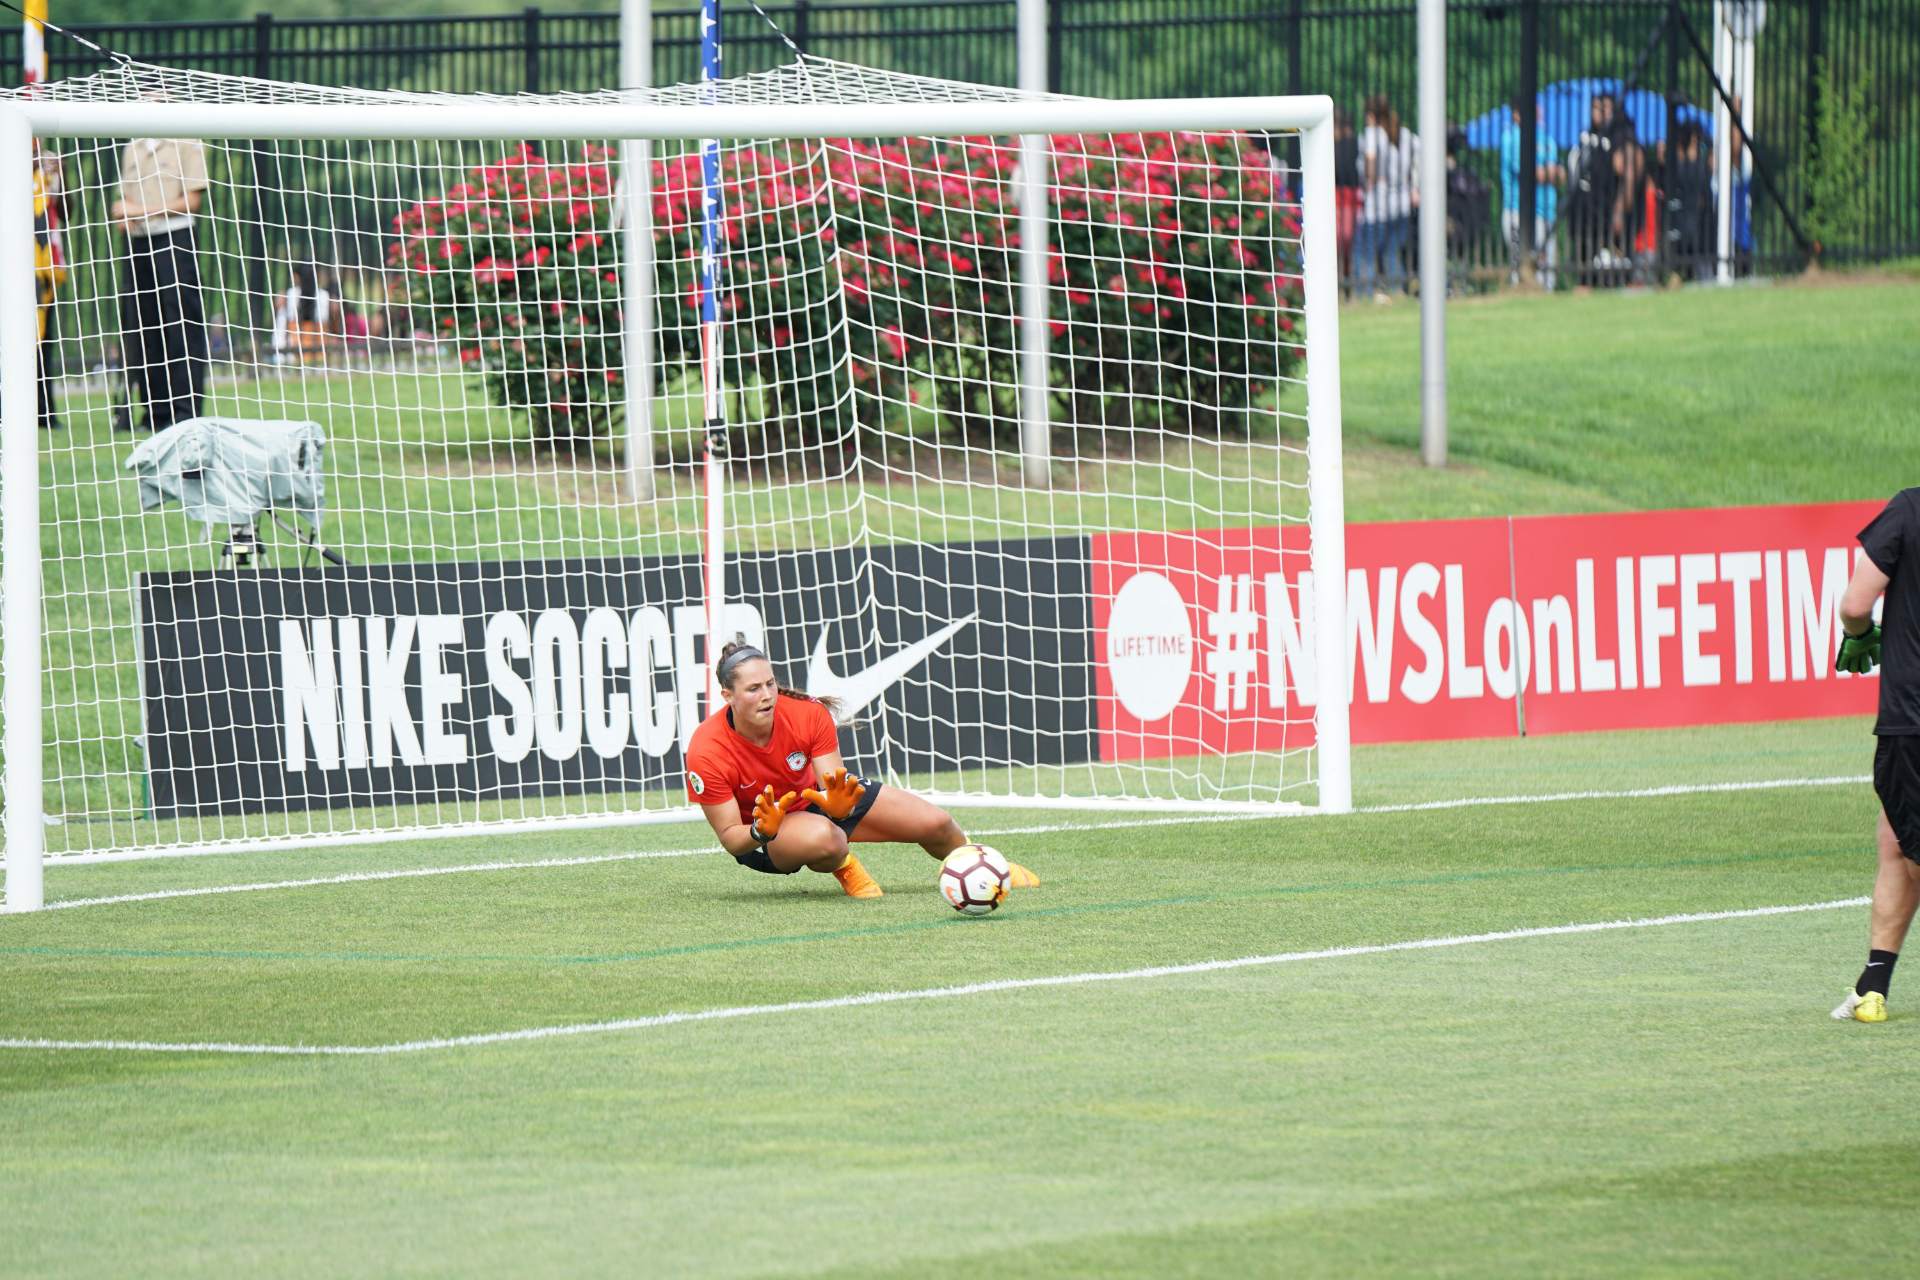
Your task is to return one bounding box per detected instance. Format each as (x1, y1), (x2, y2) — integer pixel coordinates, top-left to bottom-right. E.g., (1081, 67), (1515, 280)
(0, 896), (1868, 1057)
(20, 773), (1874, 915)
(37, 849), (717, 912)
(28, 772), (1877, 871)
(1353, 773), (1871, 816)
(984, 774), (1875, 833)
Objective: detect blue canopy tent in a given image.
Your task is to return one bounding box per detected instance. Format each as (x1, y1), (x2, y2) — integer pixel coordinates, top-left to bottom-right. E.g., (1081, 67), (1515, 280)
(1460, 78), (1715, 154)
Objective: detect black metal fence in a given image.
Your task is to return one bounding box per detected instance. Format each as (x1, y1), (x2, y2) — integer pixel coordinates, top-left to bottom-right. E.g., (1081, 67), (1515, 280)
(7, 1), (1916, 282)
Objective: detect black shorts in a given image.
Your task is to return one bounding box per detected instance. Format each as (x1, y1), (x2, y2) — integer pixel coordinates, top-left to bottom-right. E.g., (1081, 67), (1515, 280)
(731, 778), (882, 875)
(829, 778), (883, 837)
(1874, 735), (1920, 864)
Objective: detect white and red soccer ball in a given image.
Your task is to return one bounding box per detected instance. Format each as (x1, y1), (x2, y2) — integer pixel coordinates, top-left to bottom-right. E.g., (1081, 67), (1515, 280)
(939, 843), (1011, 916)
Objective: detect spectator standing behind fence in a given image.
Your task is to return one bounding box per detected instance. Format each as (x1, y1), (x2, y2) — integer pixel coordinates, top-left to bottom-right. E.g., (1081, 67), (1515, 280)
(1659, 118), (1714, 280)
(32, 145), (65, 432)
(1355, 95), (1419, 302)
(1444, 127), (1492, 284)
(110, 136), (210, 432)
(271, 263), (333, 364)
(1333, 107), (1362, 296)
(1500, 98), (1565, 290)
(1728, 96), (1756, 275)
(1567, 93), (1643, 286)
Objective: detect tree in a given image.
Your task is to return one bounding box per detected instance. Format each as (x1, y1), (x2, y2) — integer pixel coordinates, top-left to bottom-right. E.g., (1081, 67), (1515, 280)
(1804, 56), (1874, 263)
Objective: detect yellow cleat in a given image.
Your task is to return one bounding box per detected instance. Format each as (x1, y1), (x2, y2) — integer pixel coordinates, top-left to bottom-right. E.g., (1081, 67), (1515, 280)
(832, 854), (884, 899)
(1854, 991), (1888, 1023)
(1006, 861), (1041, 889)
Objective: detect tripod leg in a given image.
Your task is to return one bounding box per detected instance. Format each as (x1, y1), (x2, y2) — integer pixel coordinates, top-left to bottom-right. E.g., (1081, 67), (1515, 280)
(269, 511), (348, 567)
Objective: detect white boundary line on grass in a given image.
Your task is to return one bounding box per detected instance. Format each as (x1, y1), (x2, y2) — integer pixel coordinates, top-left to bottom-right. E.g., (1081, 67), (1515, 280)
(0, 896), (1868, 1056)
(37, 850), (712, 912)
(26, 771), (1875, 872)
(1352, 773), (1870, 815)
(21, 773), (1874, 914)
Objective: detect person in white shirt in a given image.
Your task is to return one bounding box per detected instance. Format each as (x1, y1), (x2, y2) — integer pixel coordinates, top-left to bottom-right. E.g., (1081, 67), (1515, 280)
(1354, 94), (1421, 301)
(271, 264), (333, 363)
(109, 136), (210, 431)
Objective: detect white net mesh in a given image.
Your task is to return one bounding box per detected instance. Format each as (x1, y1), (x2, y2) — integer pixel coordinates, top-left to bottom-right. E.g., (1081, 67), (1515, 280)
(7, 56), (1324, 860)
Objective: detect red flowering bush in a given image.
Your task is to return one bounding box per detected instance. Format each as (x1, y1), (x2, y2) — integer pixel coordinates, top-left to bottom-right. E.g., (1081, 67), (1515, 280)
(394, 131), (1303, 459)
(819, 131), (1305, 451)
(1044, 131), (1305, 441)
(647, 141), (851, 461)
(821, 136), (1019, 451)
(388, 144), (622, 452)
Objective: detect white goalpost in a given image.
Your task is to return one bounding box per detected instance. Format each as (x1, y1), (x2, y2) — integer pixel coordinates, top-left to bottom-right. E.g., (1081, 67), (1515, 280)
(0, 60), (1347, 911)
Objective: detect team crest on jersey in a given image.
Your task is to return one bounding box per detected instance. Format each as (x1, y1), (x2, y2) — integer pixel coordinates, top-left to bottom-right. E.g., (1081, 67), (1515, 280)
(689, 771), (706, 795)
(786, 751), (806, 771)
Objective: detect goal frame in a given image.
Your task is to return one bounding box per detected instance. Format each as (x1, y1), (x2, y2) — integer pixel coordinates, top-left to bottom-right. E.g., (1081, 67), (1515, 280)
(0, 93), (1349, 912)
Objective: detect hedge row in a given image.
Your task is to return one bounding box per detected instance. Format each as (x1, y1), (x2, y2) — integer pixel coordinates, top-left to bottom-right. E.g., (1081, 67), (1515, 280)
(391, 133), (1304, 456)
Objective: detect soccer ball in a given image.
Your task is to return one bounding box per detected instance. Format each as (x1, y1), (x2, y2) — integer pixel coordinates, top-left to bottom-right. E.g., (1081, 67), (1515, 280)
(939, 844), (1011, 916)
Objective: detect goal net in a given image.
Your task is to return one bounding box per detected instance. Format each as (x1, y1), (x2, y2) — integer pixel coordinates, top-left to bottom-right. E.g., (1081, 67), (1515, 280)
(0, 57), (1347, 891)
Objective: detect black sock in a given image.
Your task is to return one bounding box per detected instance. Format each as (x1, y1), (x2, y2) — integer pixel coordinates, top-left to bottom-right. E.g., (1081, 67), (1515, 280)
(1857, 950), (1899, 998)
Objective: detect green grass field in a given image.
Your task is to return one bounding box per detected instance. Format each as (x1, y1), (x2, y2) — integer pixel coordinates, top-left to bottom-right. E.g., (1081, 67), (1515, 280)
(7, 276), (1920, 1274)
(1331, 274), (1920, 517)
(1, 717), (1909, 1276)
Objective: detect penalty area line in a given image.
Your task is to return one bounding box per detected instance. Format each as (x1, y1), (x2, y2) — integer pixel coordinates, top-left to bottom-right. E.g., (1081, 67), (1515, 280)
(0, 896), (1868, 1057)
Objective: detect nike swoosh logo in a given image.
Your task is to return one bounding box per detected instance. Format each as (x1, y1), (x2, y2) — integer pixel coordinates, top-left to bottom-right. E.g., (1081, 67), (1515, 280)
(807, 614), (978, 724)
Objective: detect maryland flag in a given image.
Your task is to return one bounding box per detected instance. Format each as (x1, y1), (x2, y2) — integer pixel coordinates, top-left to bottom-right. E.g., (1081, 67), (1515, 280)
(34, 161), (65, 294)
(26, 0), (65, 337)
(23, 0), (47, 88)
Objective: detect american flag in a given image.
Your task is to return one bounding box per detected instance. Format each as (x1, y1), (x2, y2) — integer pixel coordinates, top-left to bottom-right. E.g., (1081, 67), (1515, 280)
(698, 0), (725, 424)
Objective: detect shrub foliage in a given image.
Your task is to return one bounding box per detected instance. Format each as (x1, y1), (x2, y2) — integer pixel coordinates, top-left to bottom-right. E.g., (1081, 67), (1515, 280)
(392, 132), (1305, 458)
(1805, 57), (1874, 262)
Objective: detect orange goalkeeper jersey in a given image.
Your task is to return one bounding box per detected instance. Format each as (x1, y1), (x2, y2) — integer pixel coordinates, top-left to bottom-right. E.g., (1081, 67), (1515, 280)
(684, 695), (839, 811)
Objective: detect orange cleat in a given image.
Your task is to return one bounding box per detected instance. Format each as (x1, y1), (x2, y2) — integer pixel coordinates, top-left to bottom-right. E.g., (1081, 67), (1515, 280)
(832, 854), (884, 899)
(1006, 861), (1041, 889)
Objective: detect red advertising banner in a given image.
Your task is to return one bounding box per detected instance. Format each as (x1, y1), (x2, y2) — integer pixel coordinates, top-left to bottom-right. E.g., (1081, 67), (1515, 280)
(1090, 500), (1882, 754)
(1511, 502), (1881, 734)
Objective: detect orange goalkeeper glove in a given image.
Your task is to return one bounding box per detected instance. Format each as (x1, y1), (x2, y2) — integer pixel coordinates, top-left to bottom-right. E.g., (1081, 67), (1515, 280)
(749, 786), (798, 844)
(802, 768), (867, 820)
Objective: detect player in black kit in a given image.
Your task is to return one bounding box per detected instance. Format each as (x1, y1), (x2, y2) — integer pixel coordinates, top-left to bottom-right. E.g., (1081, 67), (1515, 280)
(1832, 488), (1920, 1023)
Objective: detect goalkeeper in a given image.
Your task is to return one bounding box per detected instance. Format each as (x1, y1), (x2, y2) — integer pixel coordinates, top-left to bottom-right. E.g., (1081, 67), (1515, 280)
(1832, 488), (1918, 1023)
(684, 639), (1040, 900)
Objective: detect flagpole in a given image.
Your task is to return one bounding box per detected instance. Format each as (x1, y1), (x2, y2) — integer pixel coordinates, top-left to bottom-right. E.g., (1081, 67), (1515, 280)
(699, 0), (728, 715)
(23, 1), (56, 279)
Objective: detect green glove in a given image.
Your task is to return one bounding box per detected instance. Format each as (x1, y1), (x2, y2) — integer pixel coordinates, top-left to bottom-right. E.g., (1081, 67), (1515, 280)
(1836, 624), (1882, 674)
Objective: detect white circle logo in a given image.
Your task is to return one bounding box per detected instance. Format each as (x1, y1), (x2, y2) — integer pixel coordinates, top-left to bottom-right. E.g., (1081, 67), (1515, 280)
(689, 771), (706, 795)
(1106, 572), (1193, 722)
(786, 752), (806, 771)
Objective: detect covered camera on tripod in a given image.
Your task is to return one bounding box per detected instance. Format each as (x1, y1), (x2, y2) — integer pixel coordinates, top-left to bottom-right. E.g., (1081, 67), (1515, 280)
(124, 417), (346, 570)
